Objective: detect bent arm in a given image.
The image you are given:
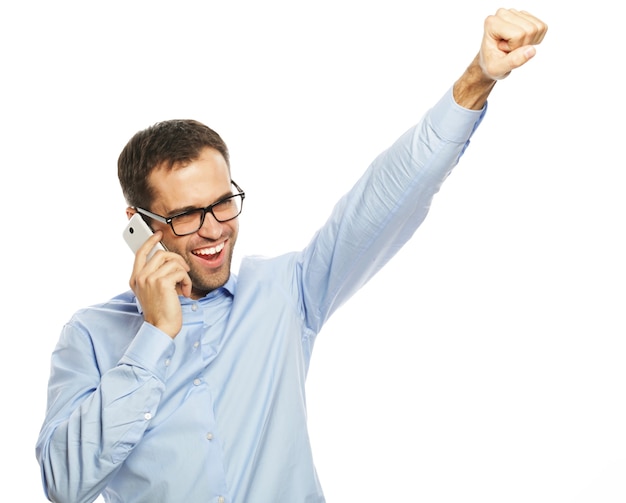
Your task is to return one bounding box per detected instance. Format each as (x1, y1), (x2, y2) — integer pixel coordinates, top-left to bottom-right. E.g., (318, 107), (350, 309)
(35, 321), (171, 503)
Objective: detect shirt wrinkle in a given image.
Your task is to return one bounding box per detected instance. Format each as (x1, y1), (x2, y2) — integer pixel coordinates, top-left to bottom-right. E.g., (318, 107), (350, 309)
(35, 87), (485, 503)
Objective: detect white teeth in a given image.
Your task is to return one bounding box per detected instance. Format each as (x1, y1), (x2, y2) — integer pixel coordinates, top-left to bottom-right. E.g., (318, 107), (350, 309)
(195, 242), (225, 256)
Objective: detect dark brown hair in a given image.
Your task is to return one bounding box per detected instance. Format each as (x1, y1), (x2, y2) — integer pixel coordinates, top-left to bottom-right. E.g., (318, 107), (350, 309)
(118, 119), (230, 209)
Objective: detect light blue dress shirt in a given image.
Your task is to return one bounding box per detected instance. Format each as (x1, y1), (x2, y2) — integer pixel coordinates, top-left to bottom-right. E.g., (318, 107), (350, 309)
(36, 88), (486, 503)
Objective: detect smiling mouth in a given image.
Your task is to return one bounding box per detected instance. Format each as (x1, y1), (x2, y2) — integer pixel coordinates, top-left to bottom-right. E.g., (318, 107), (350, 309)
(192, 241), (225, 258)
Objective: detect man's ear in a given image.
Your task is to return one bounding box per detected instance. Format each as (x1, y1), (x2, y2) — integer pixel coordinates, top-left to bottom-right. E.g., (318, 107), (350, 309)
(125, 207), (136, 220)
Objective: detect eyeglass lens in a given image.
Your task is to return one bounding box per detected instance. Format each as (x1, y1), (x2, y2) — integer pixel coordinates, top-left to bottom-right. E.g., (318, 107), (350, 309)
(171, 193), (243, 235)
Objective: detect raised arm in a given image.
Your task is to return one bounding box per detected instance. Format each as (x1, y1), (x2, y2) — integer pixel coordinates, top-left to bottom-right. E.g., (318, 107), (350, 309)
(453, 8), (548, 110)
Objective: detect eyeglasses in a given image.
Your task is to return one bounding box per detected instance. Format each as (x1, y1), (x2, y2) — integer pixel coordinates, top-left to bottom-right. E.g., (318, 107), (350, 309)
(135, 180), (245, 236)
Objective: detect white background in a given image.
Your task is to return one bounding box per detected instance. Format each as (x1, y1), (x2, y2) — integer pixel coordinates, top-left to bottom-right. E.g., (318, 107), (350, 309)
(2, 1), (624, 501)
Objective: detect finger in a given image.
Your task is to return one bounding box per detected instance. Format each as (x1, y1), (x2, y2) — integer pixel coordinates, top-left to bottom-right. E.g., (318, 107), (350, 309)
(489, 8), (547, 52)
(139, 231), (165, 260)
(130, 245), (189, 294)
(516, 10), (548, 44)
(133, 256), (190, 296)
(503, 45), (538, 73)
(507, 9), (548, 45)
(144, 253), (191, 282)
(130, 231), (163, 276)
(176, 275), (193, 298)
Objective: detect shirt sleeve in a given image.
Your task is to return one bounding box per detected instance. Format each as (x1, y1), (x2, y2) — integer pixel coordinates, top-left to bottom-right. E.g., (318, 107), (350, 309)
(35, 319), (174, 503)
(299, 87), (487, 333)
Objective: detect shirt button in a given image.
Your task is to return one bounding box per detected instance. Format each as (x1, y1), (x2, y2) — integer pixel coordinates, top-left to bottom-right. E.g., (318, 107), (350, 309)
(191, 303), (198, 311)
(193, 341), (200, 349)
(217, 497), (225, 503)
(144, 412), (152, 420)
(206, 432), (214, 441)
(164, 358), (171, 366)
(193, 378), (201, 386)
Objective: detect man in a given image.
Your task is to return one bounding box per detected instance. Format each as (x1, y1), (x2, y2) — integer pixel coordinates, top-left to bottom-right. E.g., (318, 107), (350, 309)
(36, 8), (547, 503)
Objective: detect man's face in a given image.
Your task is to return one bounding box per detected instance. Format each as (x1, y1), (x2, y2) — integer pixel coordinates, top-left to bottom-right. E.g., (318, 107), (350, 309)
(146, 147), (239, 299)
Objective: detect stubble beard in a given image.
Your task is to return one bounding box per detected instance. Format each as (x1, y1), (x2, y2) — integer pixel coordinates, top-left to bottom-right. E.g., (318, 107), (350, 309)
(188, 244), (235, 299)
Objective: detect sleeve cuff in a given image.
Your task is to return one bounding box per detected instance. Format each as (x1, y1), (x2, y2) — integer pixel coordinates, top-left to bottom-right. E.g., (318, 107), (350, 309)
(429, 87), (488, 144)
(118, 323), (175, 382)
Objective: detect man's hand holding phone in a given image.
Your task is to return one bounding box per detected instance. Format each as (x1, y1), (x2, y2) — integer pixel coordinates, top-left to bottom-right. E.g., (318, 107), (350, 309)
(129, 229), (192, 339)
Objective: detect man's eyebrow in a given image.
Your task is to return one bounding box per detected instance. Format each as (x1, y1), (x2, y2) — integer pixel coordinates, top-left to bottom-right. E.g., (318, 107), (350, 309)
(166, 189), (234, 217)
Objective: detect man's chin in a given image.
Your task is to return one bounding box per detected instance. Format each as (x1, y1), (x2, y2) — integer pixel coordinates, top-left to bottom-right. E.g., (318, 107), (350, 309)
(189, 270), (230, 299)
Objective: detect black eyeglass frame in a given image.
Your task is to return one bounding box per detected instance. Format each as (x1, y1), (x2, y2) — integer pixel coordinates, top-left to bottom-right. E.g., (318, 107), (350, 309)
(134, 180), (245, 236)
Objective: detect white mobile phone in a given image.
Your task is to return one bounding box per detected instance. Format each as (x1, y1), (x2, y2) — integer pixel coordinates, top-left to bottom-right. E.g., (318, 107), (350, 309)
(123, 213), (166, 261)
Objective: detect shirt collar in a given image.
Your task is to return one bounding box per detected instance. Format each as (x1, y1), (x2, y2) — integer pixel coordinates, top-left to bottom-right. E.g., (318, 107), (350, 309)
(134, 273), (237, 313)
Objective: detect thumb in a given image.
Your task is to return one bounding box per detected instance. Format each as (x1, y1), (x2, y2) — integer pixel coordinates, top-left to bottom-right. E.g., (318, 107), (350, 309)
(483, 45), (537, 80)
(506, 45), (537, 71)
